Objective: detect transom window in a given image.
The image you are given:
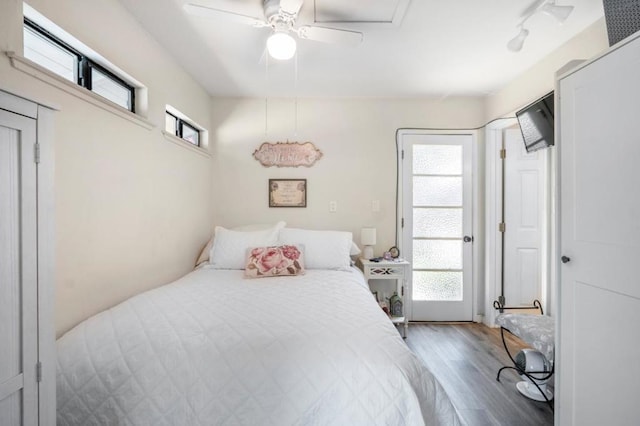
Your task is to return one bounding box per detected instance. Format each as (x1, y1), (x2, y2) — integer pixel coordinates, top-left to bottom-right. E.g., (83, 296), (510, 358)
(23, 18), (135, 112)
(165, 111), (201, 146)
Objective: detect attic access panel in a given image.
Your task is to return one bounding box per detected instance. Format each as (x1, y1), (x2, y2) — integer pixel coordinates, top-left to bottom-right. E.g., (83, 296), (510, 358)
(313, 0), (411, 26)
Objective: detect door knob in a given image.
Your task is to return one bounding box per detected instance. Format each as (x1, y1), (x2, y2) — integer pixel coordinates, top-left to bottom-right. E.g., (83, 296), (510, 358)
(463, 236), (473, 243)
(561, 256), (571, 264)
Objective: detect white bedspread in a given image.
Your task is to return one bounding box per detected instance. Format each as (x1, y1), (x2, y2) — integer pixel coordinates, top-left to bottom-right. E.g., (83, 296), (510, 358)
(56, 267), (460, 425)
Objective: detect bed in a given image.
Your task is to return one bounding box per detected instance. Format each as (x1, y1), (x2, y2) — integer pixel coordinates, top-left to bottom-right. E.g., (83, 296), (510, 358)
(56, 225), (461, 425)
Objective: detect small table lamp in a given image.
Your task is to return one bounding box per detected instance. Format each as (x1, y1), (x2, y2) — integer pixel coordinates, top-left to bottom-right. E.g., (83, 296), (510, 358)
(361, 227), (377, 259)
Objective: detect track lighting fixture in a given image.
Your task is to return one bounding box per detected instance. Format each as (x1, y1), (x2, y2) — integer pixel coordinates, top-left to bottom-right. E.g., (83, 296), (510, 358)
(540, 2), (574, 22)
(507, 27), (530, 52)
(506, 0), (574, 52)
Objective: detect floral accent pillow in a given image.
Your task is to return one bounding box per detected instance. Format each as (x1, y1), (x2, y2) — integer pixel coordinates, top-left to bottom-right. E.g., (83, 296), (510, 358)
(245, 245), (305, 278)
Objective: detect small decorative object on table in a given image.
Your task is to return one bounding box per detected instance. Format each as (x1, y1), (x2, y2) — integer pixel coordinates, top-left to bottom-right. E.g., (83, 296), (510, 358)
(388, 246), (400, 259)
(389, 292), (403, 317)
(378, 300), (391, 317)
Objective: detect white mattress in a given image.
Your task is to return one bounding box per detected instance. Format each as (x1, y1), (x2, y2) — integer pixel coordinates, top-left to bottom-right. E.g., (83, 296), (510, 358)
(56, 267), (460, 425)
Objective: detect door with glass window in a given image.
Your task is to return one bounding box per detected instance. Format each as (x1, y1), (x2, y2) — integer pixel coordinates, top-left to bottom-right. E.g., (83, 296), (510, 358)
(400, 133), (473, 321)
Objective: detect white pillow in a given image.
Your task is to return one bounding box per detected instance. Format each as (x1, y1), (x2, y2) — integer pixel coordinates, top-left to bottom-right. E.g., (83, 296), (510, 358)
(349, 241), (361, 256)
(232, 223), (281, 232)
(279, 228), (352, 270)
(209, 221), (285, 269)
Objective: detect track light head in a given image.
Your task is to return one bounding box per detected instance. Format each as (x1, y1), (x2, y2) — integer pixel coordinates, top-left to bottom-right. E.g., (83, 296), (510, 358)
(541, 2), (574, 22)
(506, 1), (573, 52)
(507, 27), (530, 52)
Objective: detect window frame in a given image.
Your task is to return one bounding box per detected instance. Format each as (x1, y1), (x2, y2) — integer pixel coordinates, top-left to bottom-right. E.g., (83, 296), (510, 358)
(166, 111), (201, 146)
(23, 18), (135, 112)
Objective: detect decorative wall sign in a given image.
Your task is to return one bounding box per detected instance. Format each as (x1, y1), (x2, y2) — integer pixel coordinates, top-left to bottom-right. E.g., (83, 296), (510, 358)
(254, 142), (323, 168)
(269, 179), (307, 208)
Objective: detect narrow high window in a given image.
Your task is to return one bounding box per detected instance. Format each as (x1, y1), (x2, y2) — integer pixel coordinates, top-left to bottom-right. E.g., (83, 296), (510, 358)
(165, 108), (202, 147)
(23, 18), (136, 112)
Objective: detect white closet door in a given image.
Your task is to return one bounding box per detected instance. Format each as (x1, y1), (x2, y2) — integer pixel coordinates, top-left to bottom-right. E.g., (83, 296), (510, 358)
(0, 110), (38, 426)
(558, 35), (640, 425)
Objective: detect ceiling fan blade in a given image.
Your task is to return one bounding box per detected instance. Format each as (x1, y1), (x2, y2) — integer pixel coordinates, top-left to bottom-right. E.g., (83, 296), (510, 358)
(296, 26), (363, 46)
(279, 0), (304, 15)
(183, 3), (268, 28)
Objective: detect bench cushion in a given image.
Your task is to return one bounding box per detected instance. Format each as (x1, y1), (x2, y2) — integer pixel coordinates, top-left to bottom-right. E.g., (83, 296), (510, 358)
(496, 313), (555, 361)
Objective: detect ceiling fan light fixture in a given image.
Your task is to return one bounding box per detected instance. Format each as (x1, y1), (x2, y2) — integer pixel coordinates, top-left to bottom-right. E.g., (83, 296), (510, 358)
(507, 27), (529, 52)
(267, 31), (297, 60)
(540, 2), (574, 23)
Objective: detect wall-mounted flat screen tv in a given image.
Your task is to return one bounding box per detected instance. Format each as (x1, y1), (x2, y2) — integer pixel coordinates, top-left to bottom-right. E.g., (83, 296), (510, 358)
(516, 92), (554, 153)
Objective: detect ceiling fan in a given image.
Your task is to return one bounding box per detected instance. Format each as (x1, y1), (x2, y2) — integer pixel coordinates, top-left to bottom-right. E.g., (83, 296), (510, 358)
(183, 0), (364, 60)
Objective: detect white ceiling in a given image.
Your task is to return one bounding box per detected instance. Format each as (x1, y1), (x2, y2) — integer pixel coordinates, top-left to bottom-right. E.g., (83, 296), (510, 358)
(118, 0), (605, 98)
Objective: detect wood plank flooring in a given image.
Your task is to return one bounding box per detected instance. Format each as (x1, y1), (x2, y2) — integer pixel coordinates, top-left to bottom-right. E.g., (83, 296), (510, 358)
(404, 323), (554, 426)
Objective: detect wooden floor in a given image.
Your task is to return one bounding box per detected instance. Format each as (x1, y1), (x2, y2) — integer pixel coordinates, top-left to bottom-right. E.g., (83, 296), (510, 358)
(404, 323), (554, 426)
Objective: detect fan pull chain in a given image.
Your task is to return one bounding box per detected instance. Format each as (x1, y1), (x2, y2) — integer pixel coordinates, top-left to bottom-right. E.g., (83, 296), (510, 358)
(265, 98), (268, 138)
(264, 52), (269, 138)
(294, 98), (298, 137)
(294, 52), (298, 137)
(294, 51), (298, 90)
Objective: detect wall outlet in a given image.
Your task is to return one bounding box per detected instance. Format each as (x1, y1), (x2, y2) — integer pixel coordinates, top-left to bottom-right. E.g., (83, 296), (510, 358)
(372, 200), (380, 212)
(329, 201), (337, 212)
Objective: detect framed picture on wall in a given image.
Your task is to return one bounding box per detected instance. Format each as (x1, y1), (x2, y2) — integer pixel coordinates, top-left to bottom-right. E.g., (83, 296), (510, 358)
(269, 179), (307, 207)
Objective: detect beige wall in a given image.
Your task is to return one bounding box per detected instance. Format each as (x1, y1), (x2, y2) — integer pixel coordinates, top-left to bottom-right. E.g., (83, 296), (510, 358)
(0, 0), (214, 336)
(485, 18), (609, 120)
(0, 0), (611, 336)
(210, 97), (485, 259)
(208, 19), (611, 320)
(208, 19), (611, 252)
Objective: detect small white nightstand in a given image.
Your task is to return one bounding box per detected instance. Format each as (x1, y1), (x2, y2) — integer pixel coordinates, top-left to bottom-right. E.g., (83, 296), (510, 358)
(360, 258), (410, 337)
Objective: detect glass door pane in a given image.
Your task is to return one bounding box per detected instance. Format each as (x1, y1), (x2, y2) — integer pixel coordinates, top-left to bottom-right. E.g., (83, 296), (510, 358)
(412, 144), (463, 302)
(413, 208), (462, 238)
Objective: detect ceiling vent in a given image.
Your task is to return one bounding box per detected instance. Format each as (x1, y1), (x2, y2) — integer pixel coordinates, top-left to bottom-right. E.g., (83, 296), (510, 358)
(313, 0), (411, 27)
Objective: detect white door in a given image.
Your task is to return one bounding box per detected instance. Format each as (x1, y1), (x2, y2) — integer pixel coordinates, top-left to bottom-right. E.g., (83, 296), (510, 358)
(558, 35), (640, 425)
(0, 110), (38, 426)
(503, 128), (546, 307)
(401, 133), (473, 321)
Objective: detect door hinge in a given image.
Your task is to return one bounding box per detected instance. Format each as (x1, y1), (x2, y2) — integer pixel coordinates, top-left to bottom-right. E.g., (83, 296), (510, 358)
(401, 218), (404, 228)
(34, 143), (41, 164)
(36, 362), (42, 382)
(500, 148), (506, 159)
(499, 222), (506, 233)
(401, 149), (405, 160)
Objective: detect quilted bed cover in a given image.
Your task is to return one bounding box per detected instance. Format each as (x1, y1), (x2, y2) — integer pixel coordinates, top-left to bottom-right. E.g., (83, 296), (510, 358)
(56, 267), (460, 425)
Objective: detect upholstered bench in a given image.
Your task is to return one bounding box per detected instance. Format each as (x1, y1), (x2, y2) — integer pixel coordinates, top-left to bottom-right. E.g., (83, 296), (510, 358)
(496, 313), (555, 362)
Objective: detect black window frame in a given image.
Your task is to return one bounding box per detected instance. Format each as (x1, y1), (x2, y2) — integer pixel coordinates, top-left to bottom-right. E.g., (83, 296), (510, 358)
(24, 18), (135, 113)
(166, 111), (201, 147)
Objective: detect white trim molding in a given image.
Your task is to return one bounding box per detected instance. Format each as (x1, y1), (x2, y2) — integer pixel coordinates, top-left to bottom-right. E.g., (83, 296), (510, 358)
(162, 130), (212, 158)
(6, 52), (154, 131)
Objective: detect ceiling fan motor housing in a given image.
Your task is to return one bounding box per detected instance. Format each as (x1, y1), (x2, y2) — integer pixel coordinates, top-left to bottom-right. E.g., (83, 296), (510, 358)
(264, 0), (297, 28)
